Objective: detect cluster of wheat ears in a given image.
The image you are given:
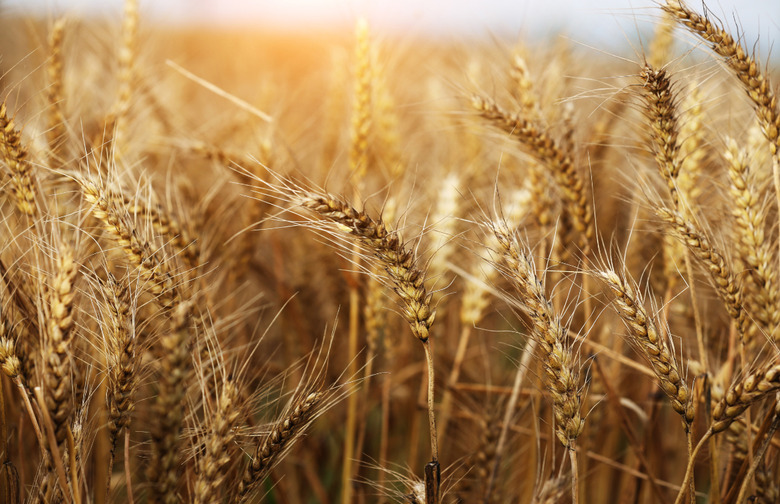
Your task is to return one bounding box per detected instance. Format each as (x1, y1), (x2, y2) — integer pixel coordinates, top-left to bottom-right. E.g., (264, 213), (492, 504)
(0, 0), (778, 502)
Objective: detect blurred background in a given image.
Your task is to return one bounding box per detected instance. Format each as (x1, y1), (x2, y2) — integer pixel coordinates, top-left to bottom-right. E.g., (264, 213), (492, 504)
(1, 0), (777, 45)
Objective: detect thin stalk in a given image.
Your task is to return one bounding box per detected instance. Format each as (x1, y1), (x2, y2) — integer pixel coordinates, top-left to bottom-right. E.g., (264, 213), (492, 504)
(569, 446), (579, 504)
(485, 338), (537, 497)
(341, 276), (360, 504)
(437, 324), (472, 441)
(124, 430), (135, 504)
(422, 341), (438, 462)
(735, 412), (779, 504)
(673, 429), (713, 504)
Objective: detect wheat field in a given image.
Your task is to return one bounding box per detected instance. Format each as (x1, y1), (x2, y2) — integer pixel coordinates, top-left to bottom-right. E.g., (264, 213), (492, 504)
(0, 1), (778, 503)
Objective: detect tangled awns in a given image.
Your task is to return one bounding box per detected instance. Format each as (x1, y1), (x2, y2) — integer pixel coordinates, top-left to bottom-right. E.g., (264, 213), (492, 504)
(0, 0), (779, 503)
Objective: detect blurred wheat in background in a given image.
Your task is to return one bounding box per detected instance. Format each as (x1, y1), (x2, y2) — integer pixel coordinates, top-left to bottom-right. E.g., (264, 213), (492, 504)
(0, 0), (778, 502)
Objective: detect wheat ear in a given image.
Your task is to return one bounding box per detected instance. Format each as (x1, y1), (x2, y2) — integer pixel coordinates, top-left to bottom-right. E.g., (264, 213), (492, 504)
(494, 226), (585, 447)
(639, 64), (683, 208)
(147, 301), (192, 504)
(302, 194), (440, 501)
(472, 94), (592, 255)
(46, 18), (67, 166)
(725, 139), (778, 341)
(79, 177), (179, 309)
(1, 102), (38, 218)
(237, 390), (323, 501)
(657, 207), (747, 338)
(44, 243), (78, 448)
(597, 268), (695, 425)
(193, 380), (239, 504)
(712, 363), (780, 433)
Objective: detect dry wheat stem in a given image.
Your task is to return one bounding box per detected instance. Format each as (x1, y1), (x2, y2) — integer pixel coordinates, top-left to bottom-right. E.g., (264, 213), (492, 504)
(735, 409), (779, 504)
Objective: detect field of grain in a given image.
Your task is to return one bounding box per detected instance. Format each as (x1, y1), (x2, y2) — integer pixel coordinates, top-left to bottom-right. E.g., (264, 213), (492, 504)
(0, 1), (778, 503)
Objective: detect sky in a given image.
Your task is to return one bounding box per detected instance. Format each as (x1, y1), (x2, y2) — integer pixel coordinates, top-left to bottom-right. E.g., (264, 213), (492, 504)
(1, 0), (778, 46)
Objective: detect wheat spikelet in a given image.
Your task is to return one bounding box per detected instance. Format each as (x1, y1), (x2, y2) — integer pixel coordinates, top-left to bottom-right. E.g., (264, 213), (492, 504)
(121, 195), (199, 267)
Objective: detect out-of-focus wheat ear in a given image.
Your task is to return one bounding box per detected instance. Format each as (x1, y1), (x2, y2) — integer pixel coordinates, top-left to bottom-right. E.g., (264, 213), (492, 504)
(648, 10), (676, 68)
(639, 65), (683, 208)
(237, 390), (323, 501)
(656, 207), (748, 338)
(114, 0), (138, 155)
(349, 17), (372, 182)
(147, 301), (192, 504)
(426, 173), (461, 296)
(452, 406), (503, 503)
(43, 242), (78, 450)
(79, 177), (178, 309)
(509, 51), (541, 120)
(1, 102), (39, 218)
(711, 363), (780, 433)
(193, 380), (239, 504)
(372, 50), (404, 179)
(725, 139), (779, 342)
(122, 195), (199, 268)
(530, 475), (569, 504)
(596, 268), (695, 425)
(677, 86), (705, 205)
(0, 308), (23, 381)
(493, 226), (585, 448)
(46, 18), (67, 167)
(472, 94), (592, 256)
